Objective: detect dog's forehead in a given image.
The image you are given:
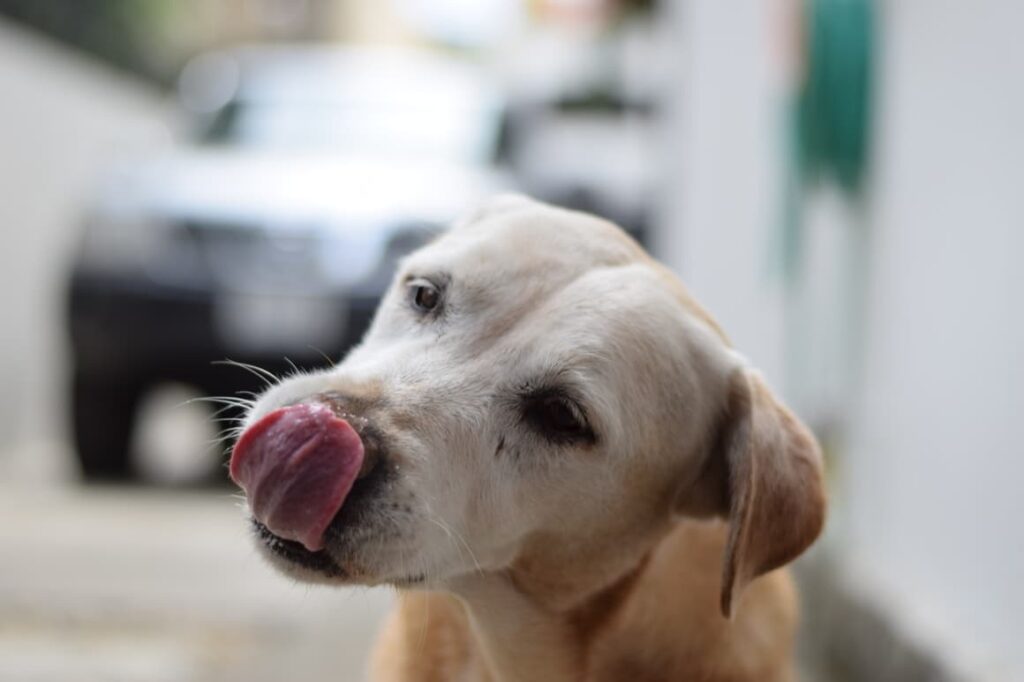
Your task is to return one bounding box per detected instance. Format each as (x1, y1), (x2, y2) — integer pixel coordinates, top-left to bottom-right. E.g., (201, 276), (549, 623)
(408, 201), (644, 283)
(511, 264), (706, 367)
(388, 199), (732, 392)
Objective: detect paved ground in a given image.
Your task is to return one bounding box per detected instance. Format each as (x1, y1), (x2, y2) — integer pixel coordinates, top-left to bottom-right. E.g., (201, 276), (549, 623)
(0, 438), (834, 682)
(0, 484), (394, 682)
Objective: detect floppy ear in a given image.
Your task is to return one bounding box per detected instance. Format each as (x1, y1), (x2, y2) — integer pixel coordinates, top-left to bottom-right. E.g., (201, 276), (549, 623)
(679, 368), (826, 618)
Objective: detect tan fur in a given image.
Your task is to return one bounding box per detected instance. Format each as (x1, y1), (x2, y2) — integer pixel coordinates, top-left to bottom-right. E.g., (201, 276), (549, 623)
(239, 196), (825, 682)
(371, 521), (797, 682)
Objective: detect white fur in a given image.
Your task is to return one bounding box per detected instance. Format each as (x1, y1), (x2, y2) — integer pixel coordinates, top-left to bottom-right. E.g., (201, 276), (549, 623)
(242, 195), (743, 594)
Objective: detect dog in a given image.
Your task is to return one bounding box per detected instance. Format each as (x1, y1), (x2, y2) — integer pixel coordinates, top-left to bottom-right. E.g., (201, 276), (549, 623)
(229, 195), (826, 681)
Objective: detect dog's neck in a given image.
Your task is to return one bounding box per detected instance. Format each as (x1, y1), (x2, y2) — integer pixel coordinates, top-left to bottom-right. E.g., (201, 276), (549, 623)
(450, 573), (581, 682)
(447, 558), (648, 682)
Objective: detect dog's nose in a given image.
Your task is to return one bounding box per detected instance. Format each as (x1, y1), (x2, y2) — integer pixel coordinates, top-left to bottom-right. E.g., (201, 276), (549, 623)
(306, 391), (382, 481)
(355, 438), (380, 480)
(230, 403), (364, 551)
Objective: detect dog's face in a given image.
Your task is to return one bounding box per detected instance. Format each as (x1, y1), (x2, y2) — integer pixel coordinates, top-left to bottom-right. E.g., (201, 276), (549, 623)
(232, 196), (825, 614)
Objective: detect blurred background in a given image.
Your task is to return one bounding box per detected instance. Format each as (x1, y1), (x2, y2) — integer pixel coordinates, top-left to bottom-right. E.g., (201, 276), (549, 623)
(0, 0), (1021, 680)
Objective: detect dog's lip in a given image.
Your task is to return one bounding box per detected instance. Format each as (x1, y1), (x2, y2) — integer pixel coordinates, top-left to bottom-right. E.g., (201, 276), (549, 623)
(252, 519), (346, 576)
(254, 519), (426, 585)
(391, 573), (427, 586)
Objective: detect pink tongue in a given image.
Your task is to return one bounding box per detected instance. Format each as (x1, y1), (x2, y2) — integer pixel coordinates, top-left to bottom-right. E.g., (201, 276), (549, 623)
(230, 403), (364, 552)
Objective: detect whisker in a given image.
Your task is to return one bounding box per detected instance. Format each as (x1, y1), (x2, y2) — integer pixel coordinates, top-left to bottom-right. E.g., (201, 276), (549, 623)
(181, 395), (254, 409)
(426, 514), (483, 576)
(308, 345), (337, 366)
(213, 359), (280, 386)
(209, 405), (246, 420)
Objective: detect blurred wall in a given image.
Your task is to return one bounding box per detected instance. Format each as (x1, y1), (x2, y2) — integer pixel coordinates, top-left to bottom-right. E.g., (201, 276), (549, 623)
(846, 1), (1024, 676)
(656, 0), (787, 388)
(0, 19), (175, 479)
(660, 1), (1024, 678)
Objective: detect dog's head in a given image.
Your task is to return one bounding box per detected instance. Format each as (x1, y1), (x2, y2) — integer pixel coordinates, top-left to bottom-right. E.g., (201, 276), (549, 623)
(230, 196), (825, 616)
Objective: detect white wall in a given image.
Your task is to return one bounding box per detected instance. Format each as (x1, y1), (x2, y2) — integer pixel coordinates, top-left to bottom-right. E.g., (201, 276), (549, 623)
(846, 1), (1024, 677)
(656, 0), (787, 387)
(0, 20), (174, 479)
(660, 1), (1024, 678)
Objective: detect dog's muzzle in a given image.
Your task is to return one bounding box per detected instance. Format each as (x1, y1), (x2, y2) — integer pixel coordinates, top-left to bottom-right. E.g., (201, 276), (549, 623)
(230, 403), (365, 551)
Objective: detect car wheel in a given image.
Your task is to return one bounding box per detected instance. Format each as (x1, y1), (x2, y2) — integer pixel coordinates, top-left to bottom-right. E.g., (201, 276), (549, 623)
(72, 372), (143, 482)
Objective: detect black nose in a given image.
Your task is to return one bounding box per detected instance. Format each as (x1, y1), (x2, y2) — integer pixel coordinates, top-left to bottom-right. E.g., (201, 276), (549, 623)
(304, 390), (384, 480)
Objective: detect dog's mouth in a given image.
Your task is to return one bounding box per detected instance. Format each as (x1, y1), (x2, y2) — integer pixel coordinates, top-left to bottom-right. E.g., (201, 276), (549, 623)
(253, 518), (426, 585)
(230, 402), (367, 552)
(233, 402), (425, 584)
(248, 454), (380, 579)
(252, 518), (346, 576)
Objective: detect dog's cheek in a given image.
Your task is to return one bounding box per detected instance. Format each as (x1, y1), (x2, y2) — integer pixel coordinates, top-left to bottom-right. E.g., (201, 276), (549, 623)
(450, 466), (530, 568)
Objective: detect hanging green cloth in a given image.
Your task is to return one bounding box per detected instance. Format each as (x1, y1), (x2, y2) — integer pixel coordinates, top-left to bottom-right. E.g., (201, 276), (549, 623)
(782, 0), (875, 279)
(798, 0), (874, 193)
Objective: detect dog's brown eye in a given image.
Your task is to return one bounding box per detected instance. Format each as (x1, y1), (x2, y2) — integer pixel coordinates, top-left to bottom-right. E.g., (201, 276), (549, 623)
(409, 280), (440, 313)
(541, 398), (582, 432)
(523, 394), (595, 445)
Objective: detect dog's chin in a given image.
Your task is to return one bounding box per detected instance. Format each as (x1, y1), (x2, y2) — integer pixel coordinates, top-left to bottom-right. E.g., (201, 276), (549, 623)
(251, 520), (349, 584)
(251, 519), (428, 587)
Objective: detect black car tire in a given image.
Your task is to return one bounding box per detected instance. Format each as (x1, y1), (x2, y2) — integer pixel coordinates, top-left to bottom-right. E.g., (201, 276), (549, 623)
(72, 372), (143, 482)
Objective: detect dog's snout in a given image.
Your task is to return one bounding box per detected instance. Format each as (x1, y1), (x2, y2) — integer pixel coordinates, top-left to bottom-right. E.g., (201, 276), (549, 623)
(306, 390), (384, 481)
(355, 431), (382, 481)
(230, 402), (365, 552)
(311, 389), (382, 421)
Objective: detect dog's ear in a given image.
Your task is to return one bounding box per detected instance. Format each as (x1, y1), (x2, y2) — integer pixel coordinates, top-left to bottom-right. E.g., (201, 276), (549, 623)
(678, 367), (826, 618)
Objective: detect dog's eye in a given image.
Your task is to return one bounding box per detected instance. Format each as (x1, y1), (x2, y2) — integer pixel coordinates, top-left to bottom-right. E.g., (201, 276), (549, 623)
(408, 279), (441, 313)
(523, 394), (595, 445)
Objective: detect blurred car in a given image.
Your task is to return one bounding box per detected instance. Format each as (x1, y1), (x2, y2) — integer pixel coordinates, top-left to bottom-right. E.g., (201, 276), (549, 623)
(508, 92), (655, 240)
(499, 17), (661, 242)
(68, 46), (512, 482)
